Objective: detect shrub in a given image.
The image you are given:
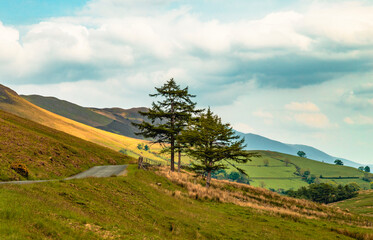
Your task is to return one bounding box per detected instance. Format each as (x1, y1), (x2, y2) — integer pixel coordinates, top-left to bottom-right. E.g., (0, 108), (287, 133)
(286, 183), (359, 204)
(10, 162), (29, 178)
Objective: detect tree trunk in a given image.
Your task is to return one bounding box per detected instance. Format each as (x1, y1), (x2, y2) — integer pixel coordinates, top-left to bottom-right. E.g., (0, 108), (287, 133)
(170, 102), (175, 172)
(170, 137), (175, 172)
(178, 150), (181, 172)
(206, 170), (211, 188)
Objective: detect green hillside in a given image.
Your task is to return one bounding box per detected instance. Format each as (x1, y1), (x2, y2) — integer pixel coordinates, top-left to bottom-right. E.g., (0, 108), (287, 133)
(0, 109), (133, 181)
(0, 166), (372, 239)
(230, 151), (372, 190)
(331, 190), (373, 217)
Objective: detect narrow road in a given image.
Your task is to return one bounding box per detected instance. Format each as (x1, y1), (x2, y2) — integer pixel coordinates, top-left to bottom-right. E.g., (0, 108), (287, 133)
(0, 165), (127, 185)
(66, 165), (128, 179)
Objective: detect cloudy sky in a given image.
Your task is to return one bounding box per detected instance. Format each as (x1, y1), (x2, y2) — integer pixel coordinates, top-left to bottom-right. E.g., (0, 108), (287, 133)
(1, 0), (373, 164)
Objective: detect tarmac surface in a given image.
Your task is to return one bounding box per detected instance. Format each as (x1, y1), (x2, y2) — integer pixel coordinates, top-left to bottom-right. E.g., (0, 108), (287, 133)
(0, 165), (128, 185)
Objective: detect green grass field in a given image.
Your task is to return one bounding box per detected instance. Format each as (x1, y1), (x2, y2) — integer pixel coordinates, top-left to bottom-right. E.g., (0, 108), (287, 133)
(0, 165), (372, 240)
(331, 190), (373, 217)
(229, 151), (372, 190)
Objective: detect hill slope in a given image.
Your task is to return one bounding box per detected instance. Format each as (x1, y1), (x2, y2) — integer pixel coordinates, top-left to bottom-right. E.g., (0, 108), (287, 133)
(0, 109), (133, 181)
(331, 190), (373, 217)
(0, 85), (166, 163)
(230, 150), (372, 190)
(22, 95), (145, 139)
(0, 166), (372, 239)
(236, 132), (366, 168)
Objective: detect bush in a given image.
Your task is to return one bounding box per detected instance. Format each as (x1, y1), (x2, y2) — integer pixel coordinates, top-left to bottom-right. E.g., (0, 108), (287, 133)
(286, 183), (359, 204)
(10, 163), (29, 178)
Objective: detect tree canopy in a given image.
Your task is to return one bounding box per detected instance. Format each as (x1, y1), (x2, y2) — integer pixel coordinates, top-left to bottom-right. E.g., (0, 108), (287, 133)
(133, 78), (199, 171)
(297, 151), (306, 158)
(334, 159), (344, 165)
(180, 108), (259, 188)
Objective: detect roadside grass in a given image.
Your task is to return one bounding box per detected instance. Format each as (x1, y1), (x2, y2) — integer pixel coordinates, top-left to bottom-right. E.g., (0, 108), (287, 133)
(331, 190), (373, 217)
(0, 165), (372, 240)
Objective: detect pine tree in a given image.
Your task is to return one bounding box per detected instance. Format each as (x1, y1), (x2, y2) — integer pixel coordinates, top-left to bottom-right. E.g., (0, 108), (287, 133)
(133, 78), (199, 172)
(180, 108), (259, 188)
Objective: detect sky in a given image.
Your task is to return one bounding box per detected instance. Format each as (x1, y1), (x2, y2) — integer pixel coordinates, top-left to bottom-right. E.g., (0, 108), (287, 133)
(1, 0), (373, 165)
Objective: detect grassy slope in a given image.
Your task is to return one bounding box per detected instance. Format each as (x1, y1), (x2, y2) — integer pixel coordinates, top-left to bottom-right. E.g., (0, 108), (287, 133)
(0, 165), (371, 240)
(22, 95), (146, 139)
(0, 110), (134, 181)
(232, 151), (372, 190)
(90, 107), (148, 122)
(331, 190), (373, 217)
(0, 85), (166, 163)
(22, 95), (113, 127)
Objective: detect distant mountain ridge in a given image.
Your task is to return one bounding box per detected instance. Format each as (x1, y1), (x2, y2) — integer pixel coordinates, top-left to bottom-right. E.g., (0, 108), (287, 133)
(22, 95), (146, 139)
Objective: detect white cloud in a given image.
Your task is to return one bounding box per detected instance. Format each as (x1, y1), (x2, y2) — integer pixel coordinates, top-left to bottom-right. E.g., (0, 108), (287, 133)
(293, 113), (330, 129)
(341, 82), (373, 109)
(344, 117), (354, 125)
(344, 115), (373, 125)
(285, 101), (320, 112)
(302, 2), (373, 46)
(2, 0), (373, 86)
(253, 110), (273, 119)
(232, 123), (255, 134)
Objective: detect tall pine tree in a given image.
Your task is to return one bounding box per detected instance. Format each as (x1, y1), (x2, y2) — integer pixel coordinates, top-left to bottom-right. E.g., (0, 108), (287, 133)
(180, 108), (259, 188)
(133, 78), (199, 171)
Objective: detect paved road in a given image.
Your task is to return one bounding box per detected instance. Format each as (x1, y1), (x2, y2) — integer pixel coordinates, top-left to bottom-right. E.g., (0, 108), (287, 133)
(0, 165), (127, 185)
(66, 165), (127, 179)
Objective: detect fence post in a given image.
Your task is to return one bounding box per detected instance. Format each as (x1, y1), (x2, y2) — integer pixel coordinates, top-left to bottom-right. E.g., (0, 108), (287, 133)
(138, 156), (143, 169)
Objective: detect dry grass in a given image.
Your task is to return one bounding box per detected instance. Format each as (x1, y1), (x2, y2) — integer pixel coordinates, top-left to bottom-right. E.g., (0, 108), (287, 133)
(156, 167), (373, 230)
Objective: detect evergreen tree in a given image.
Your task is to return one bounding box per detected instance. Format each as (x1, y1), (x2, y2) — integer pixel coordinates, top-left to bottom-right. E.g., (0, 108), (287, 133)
(180, 108), (259, 188)
(133, 78), (199, 172)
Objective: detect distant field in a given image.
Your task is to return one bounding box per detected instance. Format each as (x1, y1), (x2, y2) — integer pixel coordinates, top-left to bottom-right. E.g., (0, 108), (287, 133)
(228, 151), (372, 190)
(331, 190), (373, 217)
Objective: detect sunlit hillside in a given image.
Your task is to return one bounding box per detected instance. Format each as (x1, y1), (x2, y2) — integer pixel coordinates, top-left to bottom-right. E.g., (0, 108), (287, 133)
(0, 85), (167, 163)
(0, 110), (133, 181)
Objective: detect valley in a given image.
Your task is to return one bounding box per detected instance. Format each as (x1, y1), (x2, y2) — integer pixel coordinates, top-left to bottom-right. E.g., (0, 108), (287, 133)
(0, 84), (372, 239)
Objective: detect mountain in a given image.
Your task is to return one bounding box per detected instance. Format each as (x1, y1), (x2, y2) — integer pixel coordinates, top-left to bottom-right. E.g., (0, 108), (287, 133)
(21, 95), (113, 127)
(0, 84), (166, 163)
(236, 132), (369, 168)
(0, 109), (132, 181)
(22, 95), (146, 139)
